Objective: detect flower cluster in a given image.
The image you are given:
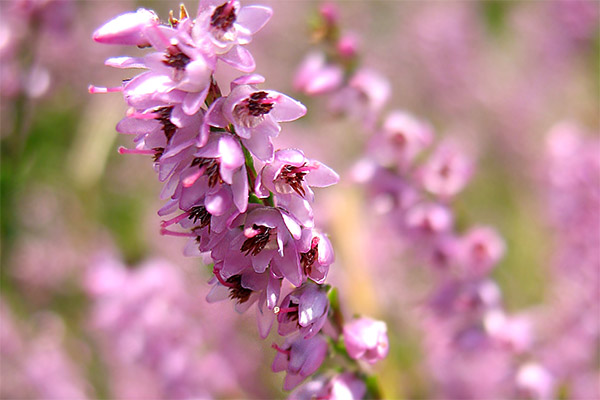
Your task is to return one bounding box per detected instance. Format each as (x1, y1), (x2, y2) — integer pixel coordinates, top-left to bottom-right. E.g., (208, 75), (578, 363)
(92, 0), (388, 393)
(294, 4), (552, 398)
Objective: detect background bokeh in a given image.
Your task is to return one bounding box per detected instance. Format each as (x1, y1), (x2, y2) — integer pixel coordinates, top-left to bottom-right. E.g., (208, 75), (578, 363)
(1, 0), (598, 398)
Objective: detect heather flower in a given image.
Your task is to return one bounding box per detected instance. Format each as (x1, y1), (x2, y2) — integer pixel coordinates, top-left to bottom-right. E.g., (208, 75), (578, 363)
(343, 317), (389, 364)
(516, 363), (554, 400)
(404, 202), (453, 234)
(297, 228), (334, 284)
(294, 52), (343, 96)
(418, 141), (473, 199)
(193, 0), (272, 70)
(211, 206), (303, 286)
(483, 309), (532, 353)
(329, 68), (390, 127)
(374, 111), (433, 168)
(255, 148), (339, 226)
(272, 334), (329, 390)
(92, 8), (159, 47)
(277, 282), (329, 339)
(204, 82), (307, 161)
(289, 372), (366, 400)
(458, 226), (506, 277)
(175, 132), (248, 212)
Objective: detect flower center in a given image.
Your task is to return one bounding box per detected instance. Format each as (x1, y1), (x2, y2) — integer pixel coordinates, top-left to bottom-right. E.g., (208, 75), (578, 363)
(301, 237), (320, 275)
(152, 147), (164, 162)
(154, 106), (177, 141)
(277, 163), (310, 196)
(247, 91), (275, 116)
(191, 157), (222, 187)
(188, 205), (211, 228)
(241, 224), (273, 256)
(210, 1), (237, 32)
(226, 275), (253, 304)
(232, 92), (276, 128)
(162, 45), (191, 70)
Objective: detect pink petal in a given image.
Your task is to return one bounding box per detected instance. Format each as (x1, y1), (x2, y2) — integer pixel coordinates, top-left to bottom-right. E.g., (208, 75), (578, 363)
(270, 93), (307, 122)
(105, 56), (147, 69)
(242, 133), (274, 162)
(305, 162), (339, 187)
(219, 45), (255, 73)
(218, 135), (244, 169)
(92, 9), (157, 46)
(237, 5), (272, 34)
(231, 74), (265, 89)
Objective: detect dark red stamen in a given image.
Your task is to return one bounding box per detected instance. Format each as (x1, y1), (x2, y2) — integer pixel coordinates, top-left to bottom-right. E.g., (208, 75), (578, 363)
(279, 163), (310, 197)
(247, 91), (275, 116)
(240, 224), (272, 256)
(163, 45), (191, 70)
(210, 1), (237, 31)
(191, 157), (222, 187)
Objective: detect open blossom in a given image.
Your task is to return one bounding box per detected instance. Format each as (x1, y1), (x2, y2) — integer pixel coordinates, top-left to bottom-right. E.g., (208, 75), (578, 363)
(289, 372), (367, 400)
(205, 80), (307, 161)
(294, 52), (343, 95)
(297, 228), (334, 283)
(277, 282), (329, 339)
(458, 226), (506, 277)
(418, 141), (473, 199)
(374, 111), (434, 168)
(194, 0), (272, 69)
(272, 334), (329, 390)
(255, 149), (339, 226)
(210, 206), (303, 286)
(343, 317), (389, 364)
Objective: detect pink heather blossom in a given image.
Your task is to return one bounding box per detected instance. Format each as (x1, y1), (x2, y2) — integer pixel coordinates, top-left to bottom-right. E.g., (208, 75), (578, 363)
(336, 32), (360, 59)
(277, 282), (329, 339)
(458, 226), (506, 277)
(329, 68), (390, 127)
(210, 206), (303, 286)
(516, 363), (554, 400)
(207, 265), (281, 338)
(375, 111), (434, 168)
(92, 8), (159, 46)
(272, 335), (329, 390)
(175, 132), (248, 212)
(290, 373), (367, 400)
(297, 228), (334, 284)
(255, 148), (339, 226)
(343, 317), (389, 364)
(418, 141), (473, 199)
(483, 310), (532, 353)
(193, 0), (272, 70)
(294, 52), (343, 95)
(404, 202), (453, 235)
(205, 82), (307, 161)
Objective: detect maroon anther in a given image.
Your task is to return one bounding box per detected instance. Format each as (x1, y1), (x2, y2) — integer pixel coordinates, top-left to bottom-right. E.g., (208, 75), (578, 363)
(240, 224), (272, 256)
(191, 157), (222, 187)
(279, 163), (311, 196)
(210, 1), (237, 31)
(188, 205), (211, 229)
(300, 236), (320, 274)
(162, 45), (192, 70)
(154, 106), (177, 141)
(213, 269), (253, 304)
(247, 91), (275, 116)
(152, 147), (165, 162)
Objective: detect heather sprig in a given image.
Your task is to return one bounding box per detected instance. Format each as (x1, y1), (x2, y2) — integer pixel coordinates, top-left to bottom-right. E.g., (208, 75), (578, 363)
(294, 3), (548, 397)
(91, 1), (388, 396)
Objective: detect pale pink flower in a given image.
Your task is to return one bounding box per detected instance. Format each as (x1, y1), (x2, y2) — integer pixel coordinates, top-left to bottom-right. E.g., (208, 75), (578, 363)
(272, 335), (329, 390)
(294, 52), (343, 96)
(343, 317), (389, 364)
